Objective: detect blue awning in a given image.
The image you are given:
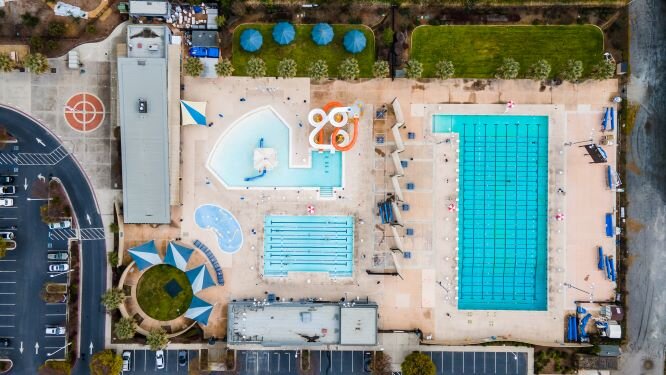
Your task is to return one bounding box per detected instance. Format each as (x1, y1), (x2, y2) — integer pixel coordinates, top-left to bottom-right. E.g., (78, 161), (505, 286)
(272, 22), (295, 45)
(343, 30), (366, 54)
(240, 29), (263, 52)
(180, 100), (207, 126)
(164, 242), (194, 271)
(185, 296), (214, 325)
(128, 240), (162, 271)
(311, 23), (333, 46)
(186, 264), (215, 294)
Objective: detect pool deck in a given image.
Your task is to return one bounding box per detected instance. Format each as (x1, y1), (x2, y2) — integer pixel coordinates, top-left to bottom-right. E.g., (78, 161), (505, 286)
(171, 77), (619, 344)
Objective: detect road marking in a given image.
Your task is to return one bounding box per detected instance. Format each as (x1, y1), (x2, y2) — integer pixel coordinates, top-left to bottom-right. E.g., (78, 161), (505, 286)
(0, 217), (17, 220)
(0, 260), (17, 262)
(0, 325), (15, 328)
(46, 313), (66, 316)
(0, 271), (16, 273)
(0, 314), (15, 317)
(0, 304), (16, 306)
(0, 293), (16, 295)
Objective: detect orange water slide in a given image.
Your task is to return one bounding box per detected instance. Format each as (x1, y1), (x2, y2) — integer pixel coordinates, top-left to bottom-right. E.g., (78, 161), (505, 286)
(317, 101), (343, 145)
(331, 117), (359, 151)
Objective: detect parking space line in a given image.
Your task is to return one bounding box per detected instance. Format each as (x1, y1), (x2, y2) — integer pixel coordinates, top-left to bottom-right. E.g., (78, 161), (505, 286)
(0, 314), (15, 317)
(0, 260), (17, 262)
(0, 271), (16, 273)
(45, 313), (66, 316)
(0, 282), (16, 284)
(0, 325), (15, 328)
(0, 293), (16, 295)
(0, 304), (15, 306)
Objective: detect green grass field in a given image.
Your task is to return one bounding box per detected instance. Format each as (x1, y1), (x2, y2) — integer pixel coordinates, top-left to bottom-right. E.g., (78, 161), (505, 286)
(411, 25), (604, 78)
(232, 24), (375, 78)
(136, 264), (193, 321)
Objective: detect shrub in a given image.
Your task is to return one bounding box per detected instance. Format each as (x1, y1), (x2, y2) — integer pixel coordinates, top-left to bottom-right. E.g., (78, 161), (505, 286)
(89, 350), (122, 375)
(527, 59), (551, 80)
(146, 328), (168, 350)
(47, 22), (66, 38)
(29, 36), (44, 52)
(338, 57), (360, 80)
(183, 57), (204, 77)
(277, 58), (297, 79)
(371, 351), (393, 375)
(114, 317), (136, 340)
(308, 59), (328, 81)
(246, 57), (266, 78)
(434, 60), (455, 80)
(372, 60), (390, 78)
(100, 288), (125, 311)
(85, 23), (97, 34)
(495, 57), (520, 79)
(591, 59), (615, 80)
(107, 251), (118, 267)
(401, 352), (435, 375)
(404, 60), (423, 79)
(0, 53), (13, 72)
(24, 53), (50, 75)
(382, 28), (394, 46)
(38, 360), (71, 375)
(215, 58), (234, 77)
(216, 15), (226, 28)
(559, 59), (584, 82)
(21, 12), (39, 28)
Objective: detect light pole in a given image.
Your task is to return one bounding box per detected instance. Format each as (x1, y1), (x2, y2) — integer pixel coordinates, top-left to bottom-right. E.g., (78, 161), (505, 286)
(47, 342), (71, 357)
(50, 269), (74, 278)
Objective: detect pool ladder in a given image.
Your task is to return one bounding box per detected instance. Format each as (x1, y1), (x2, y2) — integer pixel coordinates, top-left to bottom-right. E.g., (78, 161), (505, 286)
(319, 186), (334, 199)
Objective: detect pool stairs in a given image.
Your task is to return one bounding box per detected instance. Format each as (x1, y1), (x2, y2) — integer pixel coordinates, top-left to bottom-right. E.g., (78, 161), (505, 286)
(319, 186), (334, 199)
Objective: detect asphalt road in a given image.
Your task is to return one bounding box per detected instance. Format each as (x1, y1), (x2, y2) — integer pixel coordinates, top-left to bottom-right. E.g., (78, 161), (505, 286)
(621, 0), (666, 373)
(0, 106), (106, 374)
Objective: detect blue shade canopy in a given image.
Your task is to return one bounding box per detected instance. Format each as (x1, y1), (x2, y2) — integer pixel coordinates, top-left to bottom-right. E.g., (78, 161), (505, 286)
(240, 29), (263, 52)
(128, 240), (162, 271)
(185, 296), (214, 325)
(272, 22), (295, 45)
(180, 100), (207, 126)
(186, 264), (215, 294)
(311, 23), (333, 46)
(343, 30), (367, 54)
(164, 242), (194, 271)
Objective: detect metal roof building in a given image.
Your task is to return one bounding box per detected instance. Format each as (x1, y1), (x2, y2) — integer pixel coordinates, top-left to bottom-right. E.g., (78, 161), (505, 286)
(227, 300), (378, 347)
(191, 30), (218, 48)
(118, 25), (171, 224)
(129, 0), (169, 17)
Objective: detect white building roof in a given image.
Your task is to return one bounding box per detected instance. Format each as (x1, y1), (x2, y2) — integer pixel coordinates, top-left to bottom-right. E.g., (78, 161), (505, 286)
(129, 0), (168, 16)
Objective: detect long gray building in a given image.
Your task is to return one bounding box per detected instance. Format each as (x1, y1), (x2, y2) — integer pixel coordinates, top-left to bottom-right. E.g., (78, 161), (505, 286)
(117, 25), (171, 223)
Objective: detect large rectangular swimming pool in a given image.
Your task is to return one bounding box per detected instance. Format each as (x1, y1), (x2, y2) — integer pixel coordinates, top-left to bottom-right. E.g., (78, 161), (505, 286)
(264, 215), (354, 277)
(434, 114), (548, 311)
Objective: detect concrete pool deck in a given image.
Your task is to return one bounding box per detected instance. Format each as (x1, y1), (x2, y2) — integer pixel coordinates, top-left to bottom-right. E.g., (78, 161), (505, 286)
(172, 76), (619, 344)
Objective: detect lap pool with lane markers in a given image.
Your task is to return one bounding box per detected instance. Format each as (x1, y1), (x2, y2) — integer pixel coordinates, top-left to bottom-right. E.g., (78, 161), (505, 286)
(263, 216), (354, 277)
(194, 204), (243, 253)
(434, 114), (548, 311)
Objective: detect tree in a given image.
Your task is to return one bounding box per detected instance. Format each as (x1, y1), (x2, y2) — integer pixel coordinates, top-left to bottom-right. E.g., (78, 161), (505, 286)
(89, 350), (123, 375)
(373, 60), (389, 78)
(146, 327), (168, 351)
(215, 58), (234, 77)
(382, 28), (394, 46)
(0, 238), (7, 258)
(114, 317), (137, 340)
(308, 59), (328, 81)
(29, 36), (44, 52)
(100, 288), (125, 311)
(371, 351), (393, 375)
(47, 22), (66, 38)
(183, 57), (204, 77)
(215, 15), (226, 28)
(338, 57), (360, 80)
(38, 360), (71, 375)
(0, 53), (13, 72)
(277, 58), (297, 79)
(591, 59), (615, 80)
(401, 352), (435, 375)
(24, 53), (50, 75)
(495, 57), (520, 79)
(21, 12), (39, 28)
(107, 251), (119, 267)
(404, 60), (423, 79)
(434, 60), (455, 80)
(559, 59), (584, 82)
(527, 59), (551, 81)
(246, 57), (266, 78)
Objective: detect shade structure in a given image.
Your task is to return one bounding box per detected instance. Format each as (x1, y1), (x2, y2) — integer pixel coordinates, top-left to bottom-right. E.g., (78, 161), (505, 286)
(185, 296), (214, 325)
(180, 100), (207, 126)
(240, 29), (263, 52)
(311, 23), (334, 46)
(253, 147), (278, 171)
(343, 30), (367, 54)
(186, 264), (215, 294)
(272, 22), (295, 45)
(128, 240), (162, 271)
(164, 242), (194, 271)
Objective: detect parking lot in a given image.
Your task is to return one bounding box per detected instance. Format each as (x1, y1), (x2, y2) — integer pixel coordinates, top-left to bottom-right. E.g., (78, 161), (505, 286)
(423, 350), (528, 375)
(120, 349), (200, 374)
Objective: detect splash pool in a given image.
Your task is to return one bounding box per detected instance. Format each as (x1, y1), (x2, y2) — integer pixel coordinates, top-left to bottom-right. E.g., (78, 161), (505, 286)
(434, 114), (548, 311)
(207, 107), (343, 190)
(194, 204), (243, 254)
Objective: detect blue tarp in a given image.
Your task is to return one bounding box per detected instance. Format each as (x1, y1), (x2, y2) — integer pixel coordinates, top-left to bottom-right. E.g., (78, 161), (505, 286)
(343, 30), (367, 54)
(186, 264), (216, 294)
(164, 242), (194, 271)
(240, 29), (263, 52)
(311, 23), (334, 46)
(128, 240), (162, 271)
(185, 296), (214, 325)
(272, 22), (295, 45)
(605, 213), (614, 237)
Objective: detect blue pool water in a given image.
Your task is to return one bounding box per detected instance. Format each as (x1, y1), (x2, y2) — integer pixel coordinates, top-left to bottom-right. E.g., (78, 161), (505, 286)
(264, 215), (354, 277)
(433, 114), (548, 311)
(194, 204), (243, 253)
(208, 108), (343, 188)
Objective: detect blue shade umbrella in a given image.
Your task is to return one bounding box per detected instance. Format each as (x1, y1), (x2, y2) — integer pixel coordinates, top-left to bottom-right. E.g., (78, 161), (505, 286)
(164, 242), (194, 271)
(128, 240), (162, 271)
(272, 22), (295, 45)
(186, 264), (215, 294)
(240, 29), (263, 52)
(343, 30), (367, 54)
(185, 296), (214, 325)
(311, 23), (334, 46)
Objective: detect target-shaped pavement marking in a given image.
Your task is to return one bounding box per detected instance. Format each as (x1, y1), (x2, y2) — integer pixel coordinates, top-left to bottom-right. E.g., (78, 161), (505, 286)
(63, 93), (105, 132)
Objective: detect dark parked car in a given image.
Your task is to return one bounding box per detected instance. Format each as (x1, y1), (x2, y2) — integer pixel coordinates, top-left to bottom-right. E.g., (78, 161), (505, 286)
(178, 350), (188, 367)
(0, 338), (10, 347)
(363, 352), (372, 372)
(0, 176), (14, 185)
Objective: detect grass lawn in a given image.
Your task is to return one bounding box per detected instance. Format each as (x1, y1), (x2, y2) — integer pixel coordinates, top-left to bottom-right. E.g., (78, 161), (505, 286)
(232, 24), (375, 78)
(136, 264), (193, 321)
(411, 25), (604, 78)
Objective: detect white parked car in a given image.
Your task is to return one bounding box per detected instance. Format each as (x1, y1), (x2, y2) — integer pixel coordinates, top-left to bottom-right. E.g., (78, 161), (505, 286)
(155, 350), (165, 369)
(0, 198), (13, 207)
(49, 264), (69, 272)
(48, 220), (71, 230)
(0, 186), (15, 195)
(45, 326), (65, 335)
(0, 231), (14, 240)
(122, 351), (132, 371)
